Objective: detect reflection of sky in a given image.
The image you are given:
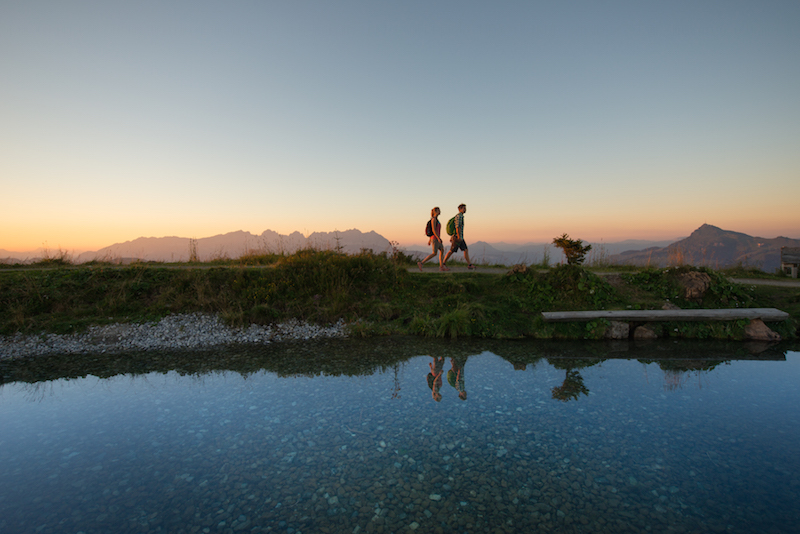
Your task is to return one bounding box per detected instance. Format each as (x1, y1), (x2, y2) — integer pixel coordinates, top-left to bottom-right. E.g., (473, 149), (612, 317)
(2, 2), (799, 251)
(3, 352), (800, 429)
(1, 352), (800, 531)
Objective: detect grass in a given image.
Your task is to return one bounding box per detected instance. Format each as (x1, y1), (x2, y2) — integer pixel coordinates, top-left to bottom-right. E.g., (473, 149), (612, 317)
(1, 251), (798, 341)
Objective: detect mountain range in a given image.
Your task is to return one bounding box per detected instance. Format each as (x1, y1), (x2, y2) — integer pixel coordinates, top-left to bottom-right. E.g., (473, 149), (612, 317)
(2, 224), (798, 272)
(0, 229), (393, 264)
(607, 224), (800, 272)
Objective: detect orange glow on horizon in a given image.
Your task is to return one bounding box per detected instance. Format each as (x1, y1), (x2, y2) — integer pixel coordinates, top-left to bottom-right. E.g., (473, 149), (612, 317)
(2, 217), (799, 254)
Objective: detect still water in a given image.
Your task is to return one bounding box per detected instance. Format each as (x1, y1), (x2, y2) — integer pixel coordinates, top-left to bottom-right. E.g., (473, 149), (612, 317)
(1, 338), (799, 534)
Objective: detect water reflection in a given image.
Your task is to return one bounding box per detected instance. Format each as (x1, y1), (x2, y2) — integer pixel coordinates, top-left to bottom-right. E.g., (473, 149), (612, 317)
(447, 356), (467, 401)
(426, 355), (445, 401)
(0, 340), (798, 534)
(0, 337), (790, 393)
(551, 365), (590, 402)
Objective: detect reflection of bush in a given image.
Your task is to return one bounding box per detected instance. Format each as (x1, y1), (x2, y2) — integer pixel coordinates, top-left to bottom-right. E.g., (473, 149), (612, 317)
(548, 357), (600, 402)
(548, 357), (603, 371)
(640, 359), (725, 372)
(0, 337), (486, 386)
(551, 369), (589, 402)
(3, 335), (789, 389)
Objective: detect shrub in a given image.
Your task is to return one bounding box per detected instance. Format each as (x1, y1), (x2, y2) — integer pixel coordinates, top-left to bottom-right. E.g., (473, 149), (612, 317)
(552, 234), (592, 265)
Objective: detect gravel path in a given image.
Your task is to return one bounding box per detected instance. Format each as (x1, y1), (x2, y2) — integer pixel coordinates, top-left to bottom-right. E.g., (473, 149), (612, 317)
(0, 313), (347, 360)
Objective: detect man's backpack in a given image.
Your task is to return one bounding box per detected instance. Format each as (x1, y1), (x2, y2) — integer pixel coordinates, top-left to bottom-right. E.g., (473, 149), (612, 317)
(446, 216), (456, 236)
(425, 220), (433, 237)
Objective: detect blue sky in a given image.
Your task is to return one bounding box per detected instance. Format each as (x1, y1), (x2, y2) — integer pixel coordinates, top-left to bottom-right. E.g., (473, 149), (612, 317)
(2, 0), (798, 251)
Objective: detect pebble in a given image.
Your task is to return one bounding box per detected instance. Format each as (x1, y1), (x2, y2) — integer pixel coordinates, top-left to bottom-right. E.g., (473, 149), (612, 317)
(0, 313), (348, 359)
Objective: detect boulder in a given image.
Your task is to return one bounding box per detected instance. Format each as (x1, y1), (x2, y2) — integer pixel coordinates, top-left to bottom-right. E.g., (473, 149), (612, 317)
(507, 264), (529, 275)
(744, 319), (781, 342)
(604, 321), (629, 340)
(678, 271), (712, 301)
(634, 326), (658, 340)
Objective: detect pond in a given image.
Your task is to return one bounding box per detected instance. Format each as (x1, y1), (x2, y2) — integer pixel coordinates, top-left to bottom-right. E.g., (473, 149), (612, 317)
(1, 338), (799, 534)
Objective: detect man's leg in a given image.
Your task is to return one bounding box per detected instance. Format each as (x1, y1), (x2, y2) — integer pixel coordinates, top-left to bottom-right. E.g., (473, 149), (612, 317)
(464, 247), (474, 268)
(443, 238), (455, 265)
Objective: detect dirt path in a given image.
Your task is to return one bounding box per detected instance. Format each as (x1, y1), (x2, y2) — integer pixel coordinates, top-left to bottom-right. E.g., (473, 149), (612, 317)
(410, 265), (509, 274)
(4, 264), (799, 286)
(729, 278), (800, 287)
(408, 267), (800, 287)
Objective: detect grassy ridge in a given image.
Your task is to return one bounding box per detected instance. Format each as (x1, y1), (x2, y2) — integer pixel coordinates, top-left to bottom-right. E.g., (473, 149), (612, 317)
(1, 250), (797, 340)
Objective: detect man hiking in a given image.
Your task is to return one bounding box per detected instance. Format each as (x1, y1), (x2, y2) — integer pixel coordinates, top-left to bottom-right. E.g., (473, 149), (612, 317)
(443, 204), (475, 270)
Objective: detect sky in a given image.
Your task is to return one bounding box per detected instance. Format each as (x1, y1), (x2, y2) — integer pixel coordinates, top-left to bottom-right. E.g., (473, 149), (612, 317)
(2, 0), (799, 253)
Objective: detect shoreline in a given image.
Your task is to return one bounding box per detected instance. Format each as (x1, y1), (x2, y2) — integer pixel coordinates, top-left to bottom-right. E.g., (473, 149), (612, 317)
(0, 313), (348, 360)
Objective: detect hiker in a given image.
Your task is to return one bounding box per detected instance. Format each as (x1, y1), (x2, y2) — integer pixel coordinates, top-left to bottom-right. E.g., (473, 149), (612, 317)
(427, 356), (445, 402)
(418, 207), (448, 271)
(447, 356), (468, 401)
(443, 204), (475, 270)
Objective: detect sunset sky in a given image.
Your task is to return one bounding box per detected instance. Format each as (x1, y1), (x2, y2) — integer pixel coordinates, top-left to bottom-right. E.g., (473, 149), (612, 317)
(2, 1), (799, 253)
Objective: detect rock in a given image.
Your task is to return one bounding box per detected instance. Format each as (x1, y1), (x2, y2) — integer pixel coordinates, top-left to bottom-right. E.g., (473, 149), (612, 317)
(744, 319), (781, 342)
(633, 326), (658, 340)
(678, 271), (711, 301)
(662, 302), (681, 310)
(506, 264), (529, 275)
(604, 321), (629, 340)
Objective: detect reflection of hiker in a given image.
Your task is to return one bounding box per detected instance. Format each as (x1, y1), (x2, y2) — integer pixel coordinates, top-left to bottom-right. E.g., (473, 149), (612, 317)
(427, 356), (445, 402)
(447, 356), (467, 400)
(443, 204), (475, 270)
(418, 207), (448, 272)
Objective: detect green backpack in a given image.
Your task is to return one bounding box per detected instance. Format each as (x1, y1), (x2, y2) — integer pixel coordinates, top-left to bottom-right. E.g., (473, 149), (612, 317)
(446, 216), (456, 236)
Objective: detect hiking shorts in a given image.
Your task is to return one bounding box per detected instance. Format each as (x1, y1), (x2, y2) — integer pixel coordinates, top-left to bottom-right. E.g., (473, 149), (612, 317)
(450, 238), (468, 253)
(430, 239), (444, 253)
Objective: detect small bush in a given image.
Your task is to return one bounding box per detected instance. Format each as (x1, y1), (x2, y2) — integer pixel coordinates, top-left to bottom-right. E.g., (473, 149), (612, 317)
(552, 234), (592, 265)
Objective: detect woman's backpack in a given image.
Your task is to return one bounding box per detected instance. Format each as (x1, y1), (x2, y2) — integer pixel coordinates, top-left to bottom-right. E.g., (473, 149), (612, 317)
(425, 220), (433, 236)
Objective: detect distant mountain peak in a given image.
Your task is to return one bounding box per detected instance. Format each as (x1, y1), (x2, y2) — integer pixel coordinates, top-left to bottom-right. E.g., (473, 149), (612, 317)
(610, 224), (800, 272)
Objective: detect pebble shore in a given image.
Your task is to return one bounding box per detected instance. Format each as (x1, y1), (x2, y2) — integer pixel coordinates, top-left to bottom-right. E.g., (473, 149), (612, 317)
(0, 313), (348, 360)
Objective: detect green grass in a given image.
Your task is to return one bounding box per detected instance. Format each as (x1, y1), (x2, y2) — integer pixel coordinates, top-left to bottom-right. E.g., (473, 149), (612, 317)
(1, 251), (798, 340)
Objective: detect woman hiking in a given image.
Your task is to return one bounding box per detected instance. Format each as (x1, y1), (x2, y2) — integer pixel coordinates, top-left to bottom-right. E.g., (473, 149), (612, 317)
(418, 207), (449, 271)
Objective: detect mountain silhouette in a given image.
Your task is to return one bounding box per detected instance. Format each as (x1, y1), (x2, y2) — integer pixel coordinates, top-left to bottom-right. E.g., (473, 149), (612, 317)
(70, 229), (392, 263)
(2, 224), (797, 271)
(609, 224), (800, 272)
